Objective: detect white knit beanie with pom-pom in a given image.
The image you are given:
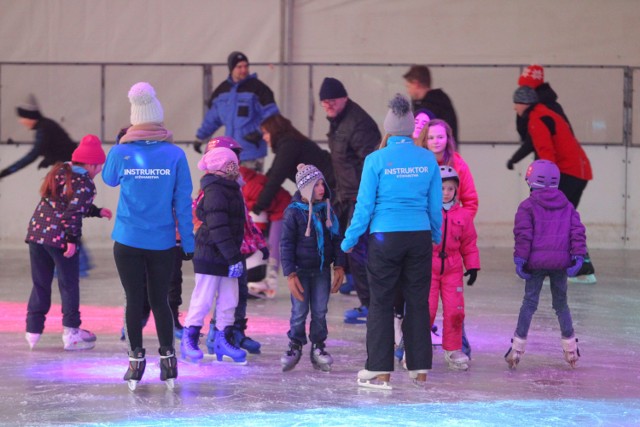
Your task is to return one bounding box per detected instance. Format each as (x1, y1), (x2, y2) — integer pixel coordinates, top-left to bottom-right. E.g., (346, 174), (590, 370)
(128, 82), (164, 125)
(383, 93), (414, 136)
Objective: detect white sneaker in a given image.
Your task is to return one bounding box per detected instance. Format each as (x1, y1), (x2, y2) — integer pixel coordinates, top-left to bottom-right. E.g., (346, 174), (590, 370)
(63, 327), (96, 351)
(26, 332), (41, 350)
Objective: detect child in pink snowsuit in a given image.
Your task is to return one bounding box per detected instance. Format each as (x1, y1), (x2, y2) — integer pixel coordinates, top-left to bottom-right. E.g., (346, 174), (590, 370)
(430, 165), (480, 371)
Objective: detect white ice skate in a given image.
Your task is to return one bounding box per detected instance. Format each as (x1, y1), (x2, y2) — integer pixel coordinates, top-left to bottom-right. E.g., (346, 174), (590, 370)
(357, 370), (392, 390)
(62, 327), (95, 351)
(25, 332), (41, 350)
(561, 337), (580, 368)
(505, 336), (527, 369)
(310, 344), (333, 372)
(281, 342), (302, 372)
(444, 349), (470, 371)
(409, 369), (428, 388)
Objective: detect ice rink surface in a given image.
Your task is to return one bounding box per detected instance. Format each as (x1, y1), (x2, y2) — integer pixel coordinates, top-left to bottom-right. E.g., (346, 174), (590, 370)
(0, 247), (639, 426)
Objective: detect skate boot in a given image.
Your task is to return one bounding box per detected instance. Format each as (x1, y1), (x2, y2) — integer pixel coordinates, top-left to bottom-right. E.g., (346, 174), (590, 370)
(230, 318), (261, 354)
(77, 328), (97, 342)
(409, 369), (428, 388)
(180, 325), (203, 363)
(561, 336), (580, 368)
(339, 273), (355, 295)
(310, 342), (333, 372)
(281, 341), (302, 372)
(444, 349), (470, 371)
(344, 305), (368, 324)
(123, 347), (146, 391)
(211, 327), (247, 364)
(504, 336), (527, 369)
(159, 346), (178, 390)
(357, 370), (392, 390)
(25, 332), (41, 350)
(62, 327), (96, 351)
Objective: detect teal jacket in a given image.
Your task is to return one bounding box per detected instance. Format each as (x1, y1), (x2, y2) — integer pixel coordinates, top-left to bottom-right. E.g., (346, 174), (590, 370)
(341, 136), (442, 251)
(102, 140), (195, 253)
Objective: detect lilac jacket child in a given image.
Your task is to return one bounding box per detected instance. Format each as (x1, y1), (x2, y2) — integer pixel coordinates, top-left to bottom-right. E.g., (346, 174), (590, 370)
(506, 159), (586, 370)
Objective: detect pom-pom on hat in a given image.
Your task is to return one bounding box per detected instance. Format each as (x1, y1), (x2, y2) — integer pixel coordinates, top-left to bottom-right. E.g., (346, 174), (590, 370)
(197, 147), (239, 178)
(319, 77), (348, 101)
(72, 134), (106, 165)
(16, 94), (42, 120)
(295, 163), (332, 237)
(383, 93), (415, 136)
(228, 51), (249, 72)
(513, 86), (539, 104)
(128, 82), (164, 125)
(518, 64), (545, 89)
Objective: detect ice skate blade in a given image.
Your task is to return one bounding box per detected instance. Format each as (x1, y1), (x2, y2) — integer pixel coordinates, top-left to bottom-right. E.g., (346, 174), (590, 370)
(568, 274), (597, 284)
(357, 378), (392, 390)
(312, 362), (332, 372)
(127, 380), (139, 391)
(448, 362), (469, 371)
(344, 317), (367, 324)
(179, 354), (202, 364)
(63, 342), (95, 351)
(215, 355), (247, 365)
(164, 379), (175, 390)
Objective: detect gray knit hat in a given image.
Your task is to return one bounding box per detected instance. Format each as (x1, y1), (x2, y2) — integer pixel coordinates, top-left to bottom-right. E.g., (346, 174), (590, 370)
(295, 163), (332, 237)
(383, 94), (415, 136)
(513, 86), (539, 104)
(16, 94), (42, 120)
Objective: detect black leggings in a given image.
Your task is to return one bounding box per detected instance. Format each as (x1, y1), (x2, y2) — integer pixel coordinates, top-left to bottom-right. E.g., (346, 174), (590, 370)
(114, 242), (175, 351)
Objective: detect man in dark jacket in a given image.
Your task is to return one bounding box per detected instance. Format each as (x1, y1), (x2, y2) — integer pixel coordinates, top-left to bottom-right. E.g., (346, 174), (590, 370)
(319, 77), (381, 323)
(403, 65), (459, 142)
(0, 94), (77, 179)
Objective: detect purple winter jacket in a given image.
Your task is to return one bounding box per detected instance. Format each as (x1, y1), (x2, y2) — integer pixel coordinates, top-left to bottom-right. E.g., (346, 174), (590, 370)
(513, 188), (587, 270)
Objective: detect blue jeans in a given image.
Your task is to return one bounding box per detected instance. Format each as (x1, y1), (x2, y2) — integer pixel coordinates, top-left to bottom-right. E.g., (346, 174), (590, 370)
(287, 268), (331, 345)
(27, 243), (81, 333)
(515, 269), (574, 339)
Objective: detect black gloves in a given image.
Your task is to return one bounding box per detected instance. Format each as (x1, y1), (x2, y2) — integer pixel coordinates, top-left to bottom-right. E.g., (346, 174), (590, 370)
(260, 247), (270, 260)
(193, 140), (203, 154)
(506, 159), (515, 170)
(182, 252), (194, 261)
(464, 269), (479, 286)
(243, 131), (262, 146)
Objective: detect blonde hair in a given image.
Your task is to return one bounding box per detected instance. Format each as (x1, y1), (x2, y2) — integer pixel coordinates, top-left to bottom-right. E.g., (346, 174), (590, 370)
(416, 119), (457, 165)
(378, 133), (421, 150)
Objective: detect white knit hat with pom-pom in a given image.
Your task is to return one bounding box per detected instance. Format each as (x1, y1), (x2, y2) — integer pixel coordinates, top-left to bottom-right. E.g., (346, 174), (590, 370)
(128, 82), (164, 125)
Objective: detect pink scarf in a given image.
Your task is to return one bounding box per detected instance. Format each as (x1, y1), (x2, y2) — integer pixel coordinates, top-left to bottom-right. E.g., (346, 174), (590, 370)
(119, 123), (174, 144)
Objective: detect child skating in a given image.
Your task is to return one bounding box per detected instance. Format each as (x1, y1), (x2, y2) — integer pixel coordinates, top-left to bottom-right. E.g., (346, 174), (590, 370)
(506, 159), (586, 369)
(25, 134), (111, 351)
(280, 164), (345, 372)
(430, 166), (480, 371)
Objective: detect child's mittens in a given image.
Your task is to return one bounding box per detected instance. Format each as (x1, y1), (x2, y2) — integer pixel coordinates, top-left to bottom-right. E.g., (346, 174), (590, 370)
(514, 257), (532, 280)
(566, 255), (584, 277)
(464, 269), (478, 286)
(228, 261), (244, 278)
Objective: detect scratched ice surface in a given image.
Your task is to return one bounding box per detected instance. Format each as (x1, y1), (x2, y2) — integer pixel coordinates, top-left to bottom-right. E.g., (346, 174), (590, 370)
(0, 248), (639, 426)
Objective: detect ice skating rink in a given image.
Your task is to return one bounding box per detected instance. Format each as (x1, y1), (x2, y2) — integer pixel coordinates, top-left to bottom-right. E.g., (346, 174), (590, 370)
(0, 246), (639, 426)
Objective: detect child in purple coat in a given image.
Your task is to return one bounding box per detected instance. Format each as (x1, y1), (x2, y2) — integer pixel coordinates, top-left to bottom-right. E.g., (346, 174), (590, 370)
(505, 160), (586, 369)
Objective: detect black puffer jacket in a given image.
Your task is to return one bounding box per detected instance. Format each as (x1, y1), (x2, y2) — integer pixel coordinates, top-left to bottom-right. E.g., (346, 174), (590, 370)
(253, 133), (335, 214)
(280, 191), (346, 276)
(193, 174), (245, 276)
(412, 88), (459, 142)
(326, 99), (380, 203)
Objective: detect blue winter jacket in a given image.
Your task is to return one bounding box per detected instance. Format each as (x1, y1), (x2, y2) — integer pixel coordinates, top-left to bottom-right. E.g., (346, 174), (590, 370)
(341, 136), (443, 251)
(102, 140), (195, 253)
(196, 73), (279, 162)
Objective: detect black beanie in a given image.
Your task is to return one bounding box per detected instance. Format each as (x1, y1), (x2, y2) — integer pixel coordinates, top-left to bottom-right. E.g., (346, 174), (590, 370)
(228, 51), (249, 72)
(319, 77), (348, 101)
(16, 94), (42, 120)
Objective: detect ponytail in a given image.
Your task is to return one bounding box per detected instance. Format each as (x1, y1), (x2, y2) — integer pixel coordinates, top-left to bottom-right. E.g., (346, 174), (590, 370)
(40, 162), (73, 201)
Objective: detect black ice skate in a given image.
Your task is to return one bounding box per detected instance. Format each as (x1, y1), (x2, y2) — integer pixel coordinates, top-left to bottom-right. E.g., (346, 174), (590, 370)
(123, 347), (146, 391)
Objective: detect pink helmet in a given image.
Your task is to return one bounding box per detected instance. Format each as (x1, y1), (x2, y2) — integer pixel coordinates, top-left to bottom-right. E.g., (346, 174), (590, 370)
(206, 136), (243, 155)
(439, 165), (459, 185)
(525, 160), (560, 189)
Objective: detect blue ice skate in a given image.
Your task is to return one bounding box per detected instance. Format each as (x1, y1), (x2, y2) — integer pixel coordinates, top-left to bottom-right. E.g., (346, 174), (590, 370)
(212, 327), (247, 364)
(344, 305), (368, 324)
(180, 325), (203, 363)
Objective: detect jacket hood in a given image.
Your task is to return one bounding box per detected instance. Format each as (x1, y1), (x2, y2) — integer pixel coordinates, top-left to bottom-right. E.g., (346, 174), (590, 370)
(424, 89), (454, 110)
(536, 82), (559, 105)
(200, 173), (240, 190)
(529, 188), (570, 210)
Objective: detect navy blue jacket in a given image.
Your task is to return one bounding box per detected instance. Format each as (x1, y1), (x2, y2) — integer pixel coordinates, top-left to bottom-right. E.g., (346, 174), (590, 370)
(280, 191), (346, 276)
(193, 174), (245, 276)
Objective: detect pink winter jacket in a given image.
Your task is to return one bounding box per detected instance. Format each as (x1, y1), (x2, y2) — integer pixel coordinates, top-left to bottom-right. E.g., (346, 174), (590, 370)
(432, 203), (481, 276)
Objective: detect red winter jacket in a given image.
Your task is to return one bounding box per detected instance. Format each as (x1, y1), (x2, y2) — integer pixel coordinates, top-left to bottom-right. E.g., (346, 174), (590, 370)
(240, 166), (291, 222)
(432, 203), (480, 276)
(527, 104), (592, 181)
